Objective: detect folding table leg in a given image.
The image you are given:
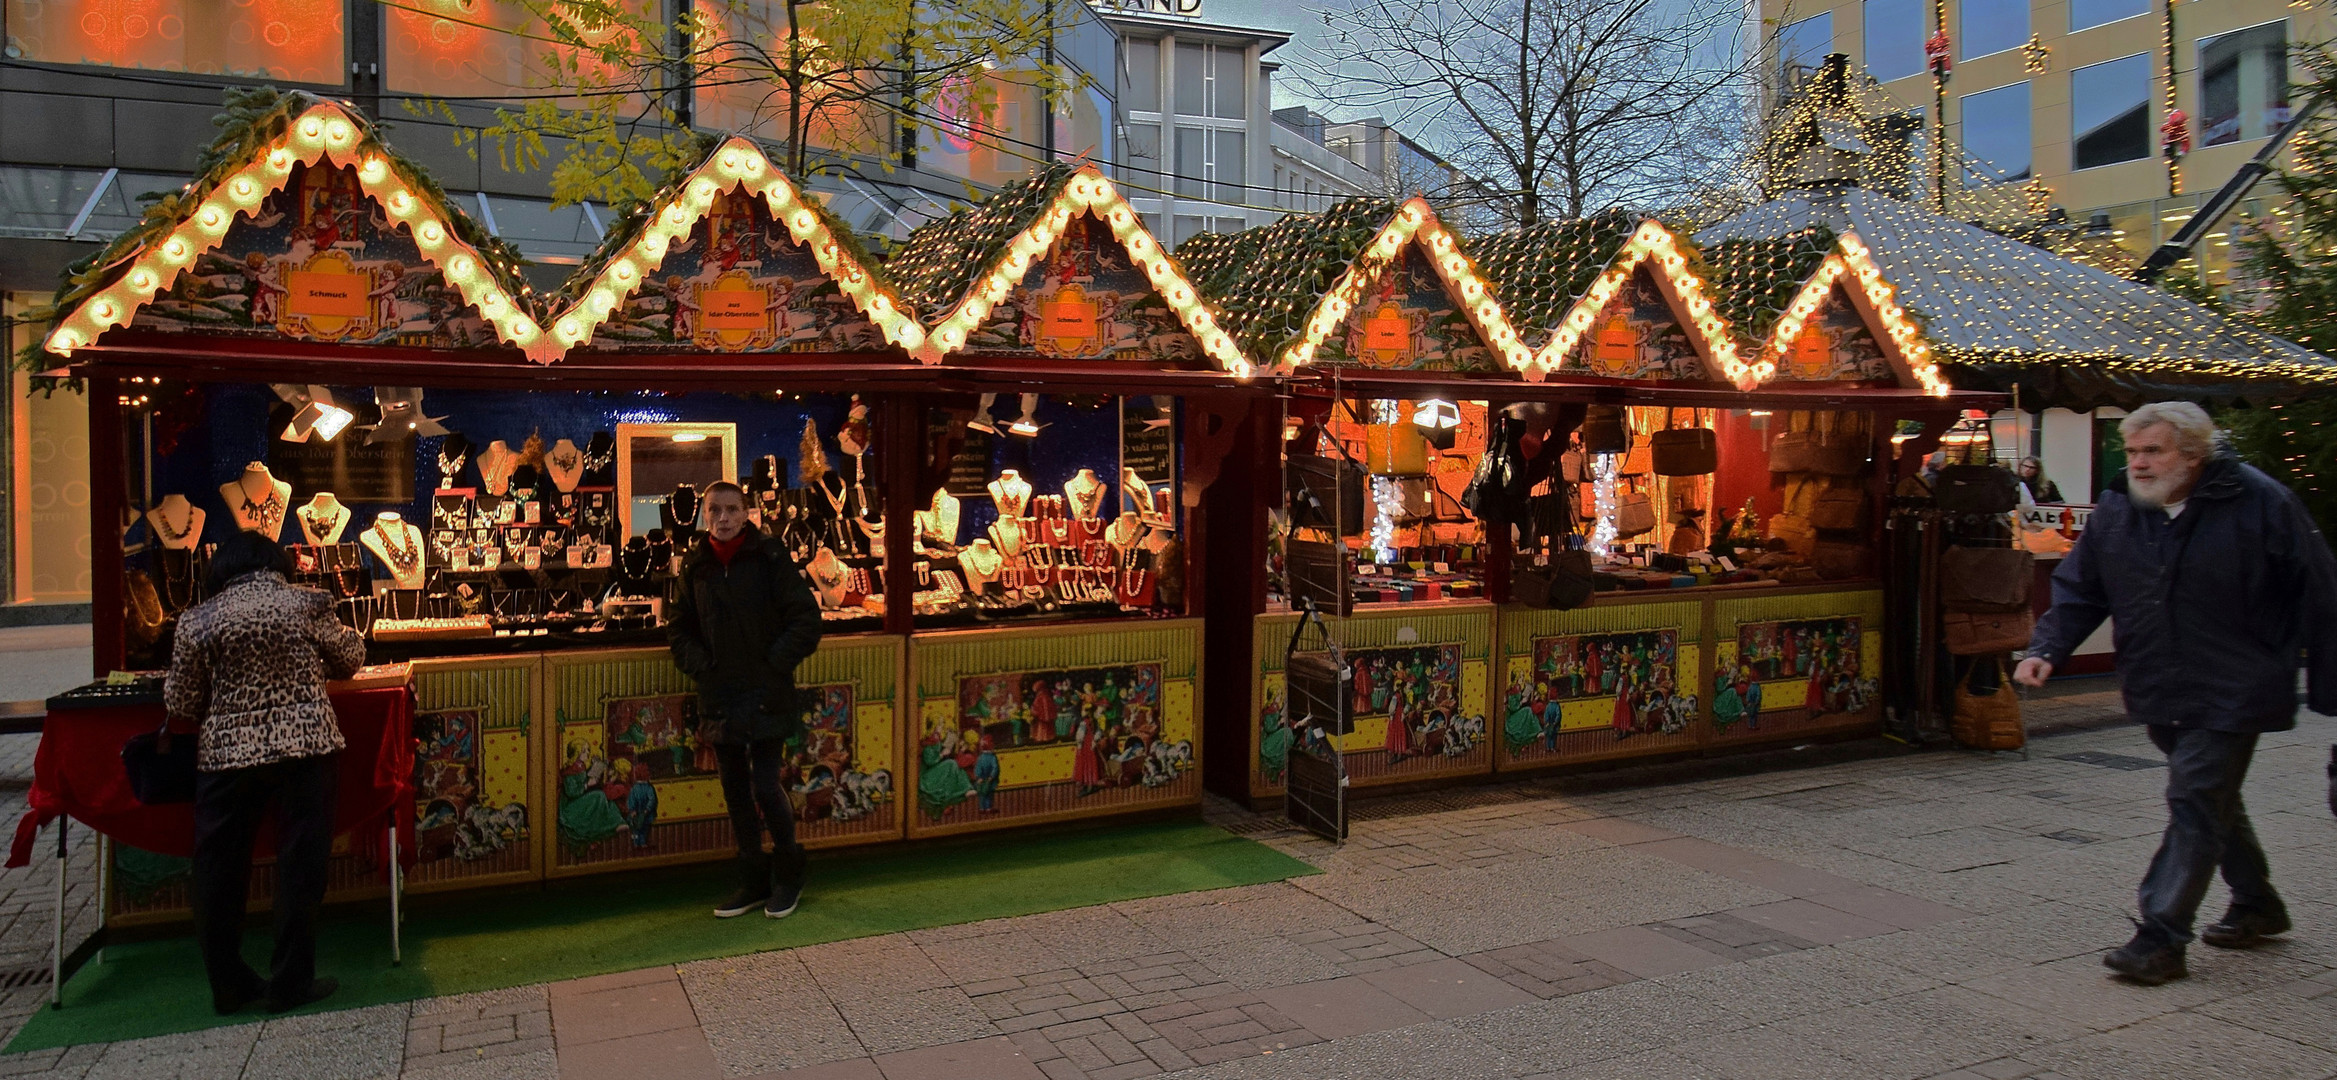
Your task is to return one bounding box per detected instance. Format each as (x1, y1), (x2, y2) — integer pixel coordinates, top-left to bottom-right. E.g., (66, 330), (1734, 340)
(388, 825), (402, 966)
(51, 819), (66, 1009)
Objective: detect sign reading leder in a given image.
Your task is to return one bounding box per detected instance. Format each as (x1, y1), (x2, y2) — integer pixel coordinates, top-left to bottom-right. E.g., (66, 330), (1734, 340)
(1363, 309), (1409, 352)
(699, 286), (769, 330)
(285, 272), (369, 318)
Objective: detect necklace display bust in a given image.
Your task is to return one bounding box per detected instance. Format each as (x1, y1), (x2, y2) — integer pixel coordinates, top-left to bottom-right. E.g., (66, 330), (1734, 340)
(476, 440), (519, 496)
(296, 492), (351, 546)
(545, 438), (585, 492)
(147, 493), (206, 550)
(919, 488), (962, 546)
(807, 546), (849, 610)
(989, 469), (1033, 518)
(219, 463), (292, 539)
(957, 539), (1003, 587)
(362, 512), (428, 588)
(1064, 469), (1107, 521)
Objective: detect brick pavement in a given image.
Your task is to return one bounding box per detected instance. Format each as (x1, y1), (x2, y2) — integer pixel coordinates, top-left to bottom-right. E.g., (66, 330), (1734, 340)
(0, 703), (2327, 1078)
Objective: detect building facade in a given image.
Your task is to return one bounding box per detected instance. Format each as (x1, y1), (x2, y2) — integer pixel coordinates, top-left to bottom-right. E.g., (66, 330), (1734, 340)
(1764, 0), (2332, 285)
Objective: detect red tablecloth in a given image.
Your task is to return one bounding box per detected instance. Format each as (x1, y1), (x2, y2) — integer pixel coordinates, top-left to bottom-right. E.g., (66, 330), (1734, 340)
(7, 687), (416, 871)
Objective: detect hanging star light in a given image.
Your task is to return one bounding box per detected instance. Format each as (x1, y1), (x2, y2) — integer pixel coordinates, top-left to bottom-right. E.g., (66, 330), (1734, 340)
(542, 135), (924, 357)
(43, 99), (554, 361)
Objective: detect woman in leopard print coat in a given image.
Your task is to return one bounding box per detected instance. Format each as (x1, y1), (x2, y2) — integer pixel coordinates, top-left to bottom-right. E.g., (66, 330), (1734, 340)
(164, 530), (365, 1016)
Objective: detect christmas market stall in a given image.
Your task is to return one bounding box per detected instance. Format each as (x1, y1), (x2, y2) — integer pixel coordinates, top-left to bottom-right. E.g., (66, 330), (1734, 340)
(30, 92), (1266, 924)
(1181, 198), (1998, 808)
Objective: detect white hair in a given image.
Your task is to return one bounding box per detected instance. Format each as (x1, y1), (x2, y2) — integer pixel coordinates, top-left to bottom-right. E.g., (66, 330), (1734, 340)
(2119, 402), (2217, 460)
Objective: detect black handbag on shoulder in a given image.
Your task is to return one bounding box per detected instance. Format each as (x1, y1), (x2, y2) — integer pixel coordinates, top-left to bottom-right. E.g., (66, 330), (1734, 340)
(123, 718), (198, 805)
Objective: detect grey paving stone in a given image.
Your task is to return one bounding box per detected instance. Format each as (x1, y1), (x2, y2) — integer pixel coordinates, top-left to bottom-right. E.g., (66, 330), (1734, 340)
(698, 999), (861, 1074)
(2011, 1009), (2337, 1080)
(833, 986), (999, 1056)
(1449, 979), (1755, 1072)
(398, 1046), (558, 1080)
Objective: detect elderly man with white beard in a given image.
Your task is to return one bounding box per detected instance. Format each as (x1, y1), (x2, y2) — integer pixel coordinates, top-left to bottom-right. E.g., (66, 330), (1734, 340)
(2017, 401), (2337, 985)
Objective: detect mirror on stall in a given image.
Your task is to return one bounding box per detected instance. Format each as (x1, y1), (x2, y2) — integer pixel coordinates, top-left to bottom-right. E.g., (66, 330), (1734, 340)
(616, 422), (738, 537)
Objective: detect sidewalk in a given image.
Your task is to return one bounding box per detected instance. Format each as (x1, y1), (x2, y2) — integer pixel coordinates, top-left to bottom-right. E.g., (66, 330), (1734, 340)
(1, 713), (2329, 1080)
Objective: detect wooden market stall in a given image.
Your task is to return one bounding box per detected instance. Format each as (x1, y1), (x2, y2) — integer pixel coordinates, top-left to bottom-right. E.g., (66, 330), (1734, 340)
(37, 93), (1270, 920)
(1179, 199), (2000, 808)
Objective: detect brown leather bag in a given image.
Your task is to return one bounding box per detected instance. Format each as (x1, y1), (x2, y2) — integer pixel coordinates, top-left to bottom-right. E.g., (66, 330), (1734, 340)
(1651, 428), (1717, 476)
(1811, 539), (1869, 579)
(1941, 546), (2034, 613)
(1952, 659), (2025, 750)
(1942, 609), (2033, 655)
(1809, 486), (1867, 531)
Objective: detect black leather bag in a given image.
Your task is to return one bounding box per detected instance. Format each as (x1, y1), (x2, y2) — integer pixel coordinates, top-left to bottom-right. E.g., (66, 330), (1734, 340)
(123, 720), (198, 805)
(1579, 406), (1628, 454)
(1512, 548), (1596, 610)
(1936, 465), (2021, 514)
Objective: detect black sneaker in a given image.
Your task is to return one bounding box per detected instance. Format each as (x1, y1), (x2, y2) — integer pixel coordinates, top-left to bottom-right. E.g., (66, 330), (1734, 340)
(213, 973), (266, 1016)
(2202, 907), (2292, 949)
(714, 886), (770, 919)
(2103, 941), (2188, 985)
(766, 881), (801, 919)
(266, 976), (339, 1014)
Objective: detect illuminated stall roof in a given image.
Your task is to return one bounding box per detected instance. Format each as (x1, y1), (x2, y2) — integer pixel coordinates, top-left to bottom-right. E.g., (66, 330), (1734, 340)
(41, 89), (551, 362)
(541, 136), (923, 356)
(1699, 227), (1947, 396)
(1519, 219), (1752, 389)
(1696, 186), (2337, 407)
(1177, 197), (1533, 375)
(883, 164), (1251, 375)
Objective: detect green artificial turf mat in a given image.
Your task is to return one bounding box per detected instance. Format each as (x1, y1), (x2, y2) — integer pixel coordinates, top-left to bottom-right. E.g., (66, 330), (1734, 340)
(8, 818), (1315, 1052)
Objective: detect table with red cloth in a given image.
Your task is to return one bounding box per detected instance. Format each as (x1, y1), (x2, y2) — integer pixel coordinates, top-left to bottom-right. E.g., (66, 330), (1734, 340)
(8, 685), (417, 872)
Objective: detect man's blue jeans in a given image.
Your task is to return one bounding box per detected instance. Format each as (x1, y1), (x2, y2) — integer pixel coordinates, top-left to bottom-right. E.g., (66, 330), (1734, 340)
(2137, 725), (2282, 947)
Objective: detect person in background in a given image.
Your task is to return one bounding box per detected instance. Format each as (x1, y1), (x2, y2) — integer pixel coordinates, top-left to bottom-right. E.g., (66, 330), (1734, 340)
(2018, 402), (2337, 985)
(166, 530), (365, 1015)
(667, 481), (823, 919)
(2017, 456), (2064, 504)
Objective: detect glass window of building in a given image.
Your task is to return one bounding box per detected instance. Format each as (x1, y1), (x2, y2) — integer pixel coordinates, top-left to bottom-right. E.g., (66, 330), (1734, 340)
(1172, 127), (1243, 202)
(1125, 121), (1164, 186)
(2070, 54), (2151, 169)
(920, 71), (1045, 188)
(1961, 80), (2032, 184)
(2200, 21), (2290, 147)
(5, 0), (344, 82)
(2069, 0), (2149, 33)
(1863, 0), (1926, 83)
(1172, 40), (1244, 119)
(1778, 12), (1832, 90)
(1125, 38), (1161, 113)
(387, 0), (654, 105)
(1960, 0), (2029, 60)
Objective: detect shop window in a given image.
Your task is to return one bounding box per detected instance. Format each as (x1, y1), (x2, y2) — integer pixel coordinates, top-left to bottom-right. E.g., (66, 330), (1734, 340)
(1862, 0), (1926, 83)
(1172, 40), (1243, 120)
(2200, 22), (2290, 148)
(913, 395), (1186, 628)
(919, 69), (1047, 188)
(385, 0), (652, 106)
(1280, 398), (1493, 610)
(1124, 37), (1161, 113)
(694, 1), (873, 149)
(2071, 54), (2152, 169)
(1777, 12), (1832, 90)
(123, 386), (892, 665)
(3, 0), (345, 82)
(1960, 0), (2029, 60)
(2070, 0), (2148, 33)
(1961, 81), (2032, 185)
(1055, 85), (1113, 167)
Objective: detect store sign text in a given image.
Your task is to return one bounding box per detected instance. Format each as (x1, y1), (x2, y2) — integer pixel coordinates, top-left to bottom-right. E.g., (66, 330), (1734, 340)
(285, 272), (369, 318)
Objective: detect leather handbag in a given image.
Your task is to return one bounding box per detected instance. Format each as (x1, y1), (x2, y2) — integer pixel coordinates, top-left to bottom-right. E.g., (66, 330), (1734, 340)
(1952, 659), (2026, 750)
(1809, 485), (1867, 531)
(1936, 464), (2021, 514)
(1284, 609), (1353, 735)
(123, 718), (198, 805)
(1579, 406), (1628, 454)
(1811, 539), (1869, 579)
(1651, 412), (1717, 476)
(1615, 490), (1657, 537)
(1941, 546), (2034, 612)
(1512, 548), (1597, 610)
(1769, 431), (1818, 473)
(1943, 609), (2033, 655)
(1620, 435), (1653, 477)
(1288, 454), (1365, 534)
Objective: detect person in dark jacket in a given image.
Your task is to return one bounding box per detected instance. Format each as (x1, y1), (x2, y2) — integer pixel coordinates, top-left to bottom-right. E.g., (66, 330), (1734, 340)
(666, 481), (823, 918)
(2018, 402), (2337, 985)
(165, 531), (366, 1014)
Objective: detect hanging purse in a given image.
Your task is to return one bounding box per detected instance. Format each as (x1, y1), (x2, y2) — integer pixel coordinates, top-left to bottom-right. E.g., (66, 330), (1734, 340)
(1650, 410), (1717, 476)
(1808, 484), (1868, 531)
(1615, 487), (1657, 537)
(1579, 405), (1627, 454)
(1942, 609), (2034, 655)
(1935, 465), (2021, 514)
(1951, 658), (2026, 750)
(1941, 545), (2035, 612)
(1511, 547), (1597, 610)
(122, 716), (199, 805)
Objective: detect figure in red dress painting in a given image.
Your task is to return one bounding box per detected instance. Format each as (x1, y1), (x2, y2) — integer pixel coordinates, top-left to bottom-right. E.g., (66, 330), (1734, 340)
(1072, 716), (1102, 796)
(1028, 679), (1058, 743)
